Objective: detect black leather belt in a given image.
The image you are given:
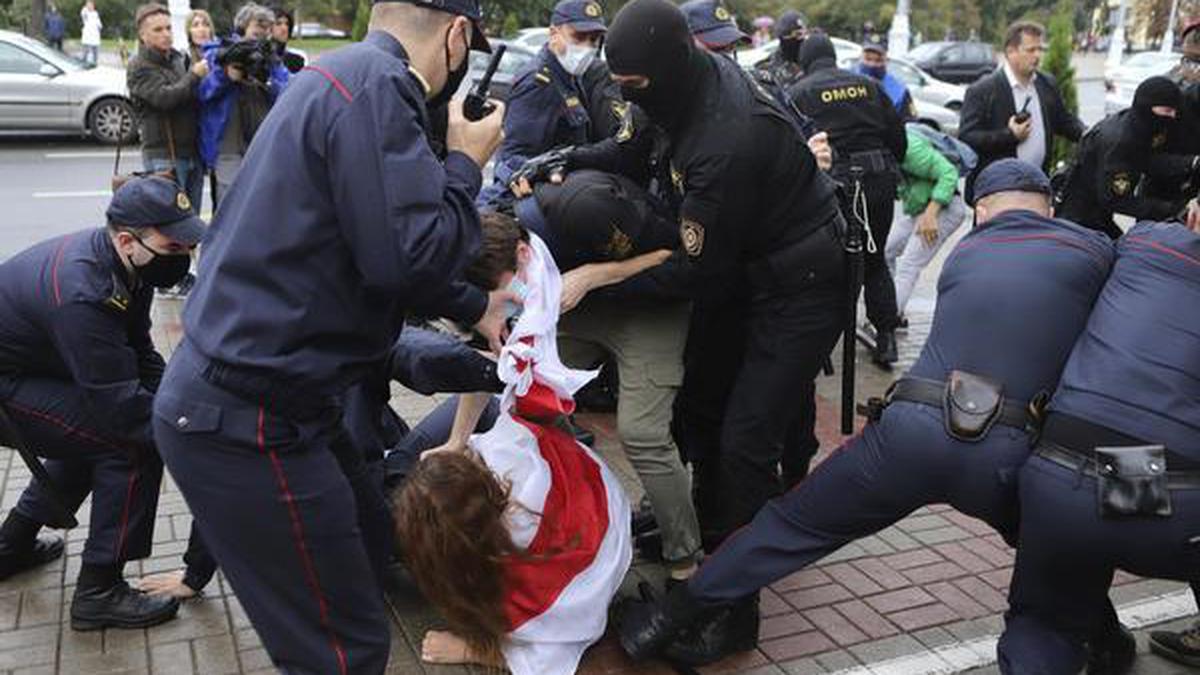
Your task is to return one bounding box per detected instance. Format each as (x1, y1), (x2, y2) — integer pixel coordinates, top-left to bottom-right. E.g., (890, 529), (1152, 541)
(1035, 442), (1200, 489)
(200, 358), (340, 423)
(1034, 412), (1200, 488)
(887, 377), (1034, 431)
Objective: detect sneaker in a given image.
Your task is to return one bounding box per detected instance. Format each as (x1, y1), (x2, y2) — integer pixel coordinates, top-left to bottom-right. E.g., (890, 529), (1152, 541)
(1149, 621), (1200, 667)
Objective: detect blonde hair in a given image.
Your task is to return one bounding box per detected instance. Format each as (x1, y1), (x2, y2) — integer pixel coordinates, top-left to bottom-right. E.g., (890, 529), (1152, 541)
(186, 9), (214, 46)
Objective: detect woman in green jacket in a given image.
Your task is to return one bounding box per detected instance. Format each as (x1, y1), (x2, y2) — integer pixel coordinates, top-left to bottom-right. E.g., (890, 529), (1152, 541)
(884, 127), (968, 317)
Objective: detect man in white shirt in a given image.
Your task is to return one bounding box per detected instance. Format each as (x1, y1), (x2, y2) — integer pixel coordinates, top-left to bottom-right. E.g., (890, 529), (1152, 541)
(959, 21), (1084, 202)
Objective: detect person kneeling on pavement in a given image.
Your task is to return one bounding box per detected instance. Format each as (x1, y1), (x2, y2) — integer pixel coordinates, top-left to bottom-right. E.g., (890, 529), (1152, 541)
(0, 176), (203, 630)
(394, 211), (635, 674)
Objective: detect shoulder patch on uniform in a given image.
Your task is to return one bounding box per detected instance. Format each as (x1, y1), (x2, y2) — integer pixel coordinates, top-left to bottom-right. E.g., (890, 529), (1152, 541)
(680, 220), (705, 258)
(605, 226), (634, 259)
(1109, 171), (1132, 197)
(535, 67), (552, 85)
(104, 272), (131, 312)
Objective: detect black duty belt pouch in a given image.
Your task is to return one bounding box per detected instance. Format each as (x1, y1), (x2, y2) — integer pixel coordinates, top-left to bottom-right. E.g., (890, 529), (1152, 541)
(1096, 445), (1173, 518)
(942, 370), (1003, 442)
(751, 218), (846, 292)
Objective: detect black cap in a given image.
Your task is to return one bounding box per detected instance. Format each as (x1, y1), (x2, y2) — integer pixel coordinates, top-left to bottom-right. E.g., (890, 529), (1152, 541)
(862, 36), (886, 54)
(106, 176), (206, 246)
(1132, 75), (1181, 111)
(973, 159), (1051, 201)
(533, 170), (650, 260)
(774, 10), (805, 40)
(386, 0), (491, 51)
(680, 0), (748, 49)
(551, 0), (607, 33)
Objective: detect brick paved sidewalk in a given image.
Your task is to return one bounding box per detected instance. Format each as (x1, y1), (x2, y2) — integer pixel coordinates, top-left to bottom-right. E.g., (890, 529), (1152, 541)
(0, 296), (1190, 675)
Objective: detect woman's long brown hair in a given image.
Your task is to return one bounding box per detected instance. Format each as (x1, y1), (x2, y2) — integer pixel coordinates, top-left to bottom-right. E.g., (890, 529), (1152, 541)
(394, 451), (517, 663)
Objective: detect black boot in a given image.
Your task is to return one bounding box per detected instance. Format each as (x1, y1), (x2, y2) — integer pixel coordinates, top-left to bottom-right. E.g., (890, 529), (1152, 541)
(0, 536), (63, 581)
(1087, 621), (1136, 675)
(663, 592), (760, 666)
(1149, 621), (1200, 667)
(617, 581), (710, 661)
(71, 578), (180, 631)
(872, 328), (898, 367)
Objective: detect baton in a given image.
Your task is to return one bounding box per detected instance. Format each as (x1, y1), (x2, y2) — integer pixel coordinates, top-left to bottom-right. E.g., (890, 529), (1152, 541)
(841, 167), (866, 434)
(463, 45), (506, 122)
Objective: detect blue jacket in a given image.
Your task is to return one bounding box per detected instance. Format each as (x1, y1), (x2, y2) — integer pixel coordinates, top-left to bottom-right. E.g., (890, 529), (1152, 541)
(0, 229), (162, 446)
(1051, 220), (1200, 456)
(184, 31), (486, 395)
(44, 11), (65, 40)
(907, 210), (1114, 402)
(855, 64), (914, 119)
(196, 37), (290, 168)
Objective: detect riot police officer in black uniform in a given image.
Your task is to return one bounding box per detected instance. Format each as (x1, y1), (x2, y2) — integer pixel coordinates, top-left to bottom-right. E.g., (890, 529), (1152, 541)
(790, 33), (906, 365)
(1057, 76), (1199, 238)
(756, 10), (806, 89)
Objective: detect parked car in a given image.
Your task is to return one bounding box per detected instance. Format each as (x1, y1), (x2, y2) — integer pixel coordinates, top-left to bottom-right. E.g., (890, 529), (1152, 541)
(739, 35), (862, 70)
(906, 41), (995, 84)
(453, 40), (537, 102)
(0, 29), (135, 144)
(511, 27), (549, 51)
(886, 56), (965, 111)
(1104, 50), (1180, 114)
(295, 22), (347, 39)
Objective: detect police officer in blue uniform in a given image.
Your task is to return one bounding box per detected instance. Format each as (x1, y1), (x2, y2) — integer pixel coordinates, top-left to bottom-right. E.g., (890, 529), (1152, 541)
(616, 160), (1117, 665)
(149, 0), (510, 668)
(0, 176), (203, 630)
(997, 211), (1200, 674)
(479, 0), (608, 208)
(680, 0), (748, 57)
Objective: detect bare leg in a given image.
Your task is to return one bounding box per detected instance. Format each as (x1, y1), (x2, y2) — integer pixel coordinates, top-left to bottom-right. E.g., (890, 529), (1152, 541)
(420, 630), (504, 667)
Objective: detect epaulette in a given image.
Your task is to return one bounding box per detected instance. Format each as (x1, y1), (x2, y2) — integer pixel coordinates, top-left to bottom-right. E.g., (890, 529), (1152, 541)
(103, 271), (131, 313)
(534, 67), (552, 85)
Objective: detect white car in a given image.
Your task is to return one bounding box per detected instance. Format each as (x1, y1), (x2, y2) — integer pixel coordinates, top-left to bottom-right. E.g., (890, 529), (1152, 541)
(1104, 51), (1180, 114)
(739, 35), (862, 69)
(511, 27), (550, 51)
(0, 29), (135, 144)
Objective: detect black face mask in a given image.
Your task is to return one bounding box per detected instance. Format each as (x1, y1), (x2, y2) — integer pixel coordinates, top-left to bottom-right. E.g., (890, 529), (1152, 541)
(607, 0), (696, 125)
(132, 237), (191, 288)
(428, 27), (470, 111)
(780, 37), (802, 63)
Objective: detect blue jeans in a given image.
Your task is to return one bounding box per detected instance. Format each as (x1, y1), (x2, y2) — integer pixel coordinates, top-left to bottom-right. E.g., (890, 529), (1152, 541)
(82, 44), (98, 65)
(144, 156), (204, 215)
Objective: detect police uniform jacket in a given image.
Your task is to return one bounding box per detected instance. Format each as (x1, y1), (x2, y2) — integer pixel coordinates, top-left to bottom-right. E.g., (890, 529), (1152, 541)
(0, 229), (162, 445)
(184, 31), (486, 397)
(789, 58), (906, 177)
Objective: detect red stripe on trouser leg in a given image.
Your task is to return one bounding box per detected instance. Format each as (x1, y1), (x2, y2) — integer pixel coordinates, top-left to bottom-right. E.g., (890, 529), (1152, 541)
(114, 470), (137, 561)
(257, 407), (349, 675)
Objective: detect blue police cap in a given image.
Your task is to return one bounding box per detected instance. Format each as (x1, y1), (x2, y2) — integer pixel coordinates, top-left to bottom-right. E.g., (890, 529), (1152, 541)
(105, 176), (206, 246)
(387, 0), (491, 51)
(681, 0), (748, 49)
(862, 36), (886, 54)
(973, 158), (1052, 201)
(551, 0), (607, 33)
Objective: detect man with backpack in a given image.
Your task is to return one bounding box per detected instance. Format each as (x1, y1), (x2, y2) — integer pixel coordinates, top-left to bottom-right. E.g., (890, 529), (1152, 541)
(884, 122), (975, 321)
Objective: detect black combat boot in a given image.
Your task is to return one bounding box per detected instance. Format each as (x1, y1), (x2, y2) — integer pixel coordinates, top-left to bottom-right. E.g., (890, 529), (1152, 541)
(0, 511), (63, 581)
(873, 328), (898, 367)
(1086, 621), (1136, 675)
(71, 564), (180, 631)
(663, 591), (760, 666)
(617, 581), (711, 661)
(1149, 622), (1200, 667)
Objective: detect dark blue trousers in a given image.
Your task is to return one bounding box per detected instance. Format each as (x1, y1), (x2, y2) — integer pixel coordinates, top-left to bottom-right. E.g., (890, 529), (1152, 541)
(382, 394), (499, 486)
(689, 401), (1030, 604)
(0, 375), (161, 565)
(153, 344), (389, 675)
(998, 455), (1200, 674)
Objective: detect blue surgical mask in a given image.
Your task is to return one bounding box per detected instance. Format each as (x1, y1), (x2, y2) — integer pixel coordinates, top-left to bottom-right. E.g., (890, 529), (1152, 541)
(504, 276), (529, 320)
(861, 64), (886, 80)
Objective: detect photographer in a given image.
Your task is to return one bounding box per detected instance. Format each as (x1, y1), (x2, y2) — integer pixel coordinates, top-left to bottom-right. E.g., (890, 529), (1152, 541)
(127, 3), (208, 214)
(197, 3), (290, 202)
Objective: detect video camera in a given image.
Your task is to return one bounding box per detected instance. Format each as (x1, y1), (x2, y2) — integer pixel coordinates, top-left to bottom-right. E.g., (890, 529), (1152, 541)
(215, 38), (276, 85)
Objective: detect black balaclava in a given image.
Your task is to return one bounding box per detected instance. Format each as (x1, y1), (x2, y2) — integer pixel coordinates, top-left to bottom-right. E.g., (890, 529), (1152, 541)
(798, 32), (837, 74)
(1131, 75), (1182, 135)
(776, 10), (805, 63)
(606, 0), (698, 125)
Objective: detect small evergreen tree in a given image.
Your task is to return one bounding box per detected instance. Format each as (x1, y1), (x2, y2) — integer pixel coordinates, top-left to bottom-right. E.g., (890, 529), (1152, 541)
(1042, 0), (1078, 167)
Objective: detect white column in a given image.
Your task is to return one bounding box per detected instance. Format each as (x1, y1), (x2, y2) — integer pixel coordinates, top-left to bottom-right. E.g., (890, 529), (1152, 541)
(169, 0), (190, 52)
(1107, 0), (1128, 69)
(1161, 0), (1180, 53)
(889, 0), (912, 58)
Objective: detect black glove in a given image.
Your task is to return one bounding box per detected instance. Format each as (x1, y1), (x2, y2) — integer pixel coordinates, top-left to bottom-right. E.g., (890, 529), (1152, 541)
(509, 147), (574, 191)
